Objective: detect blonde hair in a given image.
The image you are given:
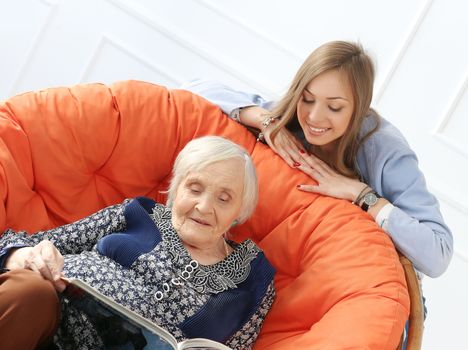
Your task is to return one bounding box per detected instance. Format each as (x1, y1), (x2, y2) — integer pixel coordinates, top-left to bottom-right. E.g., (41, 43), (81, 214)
(269, 41), (380, 178)
(166, 136), (258, 224)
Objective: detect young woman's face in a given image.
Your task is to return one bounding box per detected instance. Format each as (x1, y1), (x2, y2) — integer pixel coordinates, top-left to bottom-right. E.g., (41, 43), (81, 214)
(296, 69), (355, 150)
(171, 159), (244, 251)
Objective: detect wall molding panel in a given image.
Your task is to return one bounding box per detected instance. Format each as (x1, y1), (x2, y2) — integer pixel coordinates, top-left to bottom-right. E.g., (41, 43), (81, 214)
(374, 0), (433, 103)
(8, 1), (58, 96)
(80, 35), (182, 85)
(198, 0), (303, 61)
(433, 72), (468, 159)
(434, 133), (468, 161)
(107, 0), (280, 96)
(435, 72), (468, 133)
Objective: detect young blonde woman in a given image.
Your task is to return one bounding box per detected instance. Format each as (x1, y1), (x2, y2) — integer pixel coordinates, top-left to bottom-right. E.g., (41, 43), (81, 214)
(184, 41), (452, 349)
(183, 41), (452, 279)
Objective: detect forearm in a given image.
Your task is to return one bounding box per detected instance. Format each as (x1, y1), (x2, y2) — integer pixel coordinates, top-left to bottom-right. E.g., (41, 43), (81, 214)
(350, 184), (453, 276)
(181, 79), (273, 116)
(350, 185), (452, 276)
(45, 201), (127, 254)
(385, 207), (453, 277)
(0, 201), (127, 261)
(365, 198), (452, 277)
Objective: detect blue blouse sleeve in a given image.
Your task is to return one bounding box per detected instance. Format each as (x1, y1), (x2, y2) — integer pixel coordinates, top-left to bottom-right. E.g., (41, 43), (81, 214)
(382, 150), (452, 277)
(180, 79), (275, 116)
(0, 201), (128, 261)
(360, 120), (453, 277)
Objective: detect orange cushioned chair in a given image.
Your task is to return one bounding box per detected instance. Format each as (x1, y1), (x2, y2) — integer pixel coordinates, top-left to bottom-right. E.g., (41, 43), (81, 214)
(0, 80), (409, 349)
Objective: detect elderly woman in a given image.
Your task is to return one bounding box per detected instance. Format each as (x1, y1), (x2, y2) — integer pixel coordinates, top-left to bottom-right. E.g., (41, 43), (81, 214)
(0, 136), (275, 350)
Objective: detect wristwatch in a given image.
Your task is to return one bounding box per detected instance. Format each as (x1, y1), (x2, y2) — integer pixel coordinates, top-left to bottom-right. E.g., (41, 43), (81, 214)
(360, 191), (381, 212)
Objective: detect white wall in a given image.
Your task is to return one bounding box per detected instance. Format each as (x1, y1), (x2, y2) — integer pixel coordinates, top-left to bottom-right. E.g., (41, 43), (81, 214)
(1, 0), (467, 348)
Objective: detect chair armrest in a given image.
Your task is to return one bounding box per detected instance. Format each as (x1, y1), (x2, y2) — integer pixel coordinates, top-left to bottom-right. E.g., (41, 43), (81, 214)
(396, 253), (424, 350)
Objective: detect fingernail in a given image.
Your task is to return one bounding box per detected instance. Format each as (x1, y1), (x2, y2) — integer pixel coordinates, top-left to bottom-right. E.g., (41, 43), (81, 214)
(293, 162), (301, 167)
(299, 149), (306, 154)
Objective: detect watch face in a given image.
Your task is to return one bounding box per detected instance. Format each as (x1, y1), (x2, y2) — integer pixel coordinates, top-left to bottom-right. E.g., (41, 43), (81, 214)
(363, 192), (379, 206)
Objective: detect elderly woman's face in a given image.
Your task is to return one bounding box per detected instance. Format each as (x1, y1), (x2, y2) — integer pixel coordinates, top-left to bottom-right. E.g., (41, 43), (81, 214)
(171, 158), (244, 250)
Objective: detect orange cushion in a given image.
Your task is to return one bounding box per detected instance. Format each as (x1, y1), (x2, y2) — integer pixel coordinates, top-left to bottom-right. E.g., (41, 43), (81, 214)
(0, 80), (409, 349)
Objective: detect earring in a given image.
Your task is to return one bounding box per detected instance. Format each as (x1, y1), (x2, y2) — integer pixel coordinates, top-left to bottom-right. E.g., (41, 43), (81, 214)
(231, 219), (238, 227)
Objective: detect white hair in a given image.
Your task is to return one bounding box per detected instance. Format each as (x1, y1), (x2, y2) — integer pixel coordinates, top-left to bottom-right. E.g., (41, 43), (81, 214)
(166, 136), (258, 224)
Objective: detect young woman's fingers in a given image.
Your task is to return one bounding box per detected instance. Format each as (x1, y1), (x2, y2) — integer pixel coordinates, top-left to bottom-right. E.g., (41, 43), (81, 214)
(270, 133), (315, 172)
(297, 164), (321, 181)
(283, 144), (305, 167)
(301, 153), (334, 175)
(267, 130), (303, 167)
(296, 184), (322, 194)
(277, 141), (303, 167)
(277, 149), (297, 167)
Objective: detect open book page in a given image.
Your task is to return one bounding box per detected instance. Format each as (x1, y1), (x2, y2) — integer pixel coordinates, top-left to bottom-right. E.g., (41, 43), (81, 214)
(62, 278), (232, 350)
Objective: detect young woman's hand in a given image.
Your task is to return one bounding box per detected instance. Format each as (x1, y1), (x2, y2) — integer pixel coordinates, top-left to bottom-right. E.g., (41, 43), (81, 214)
(295, 152), (367, 201)
(263, 127), (306, 167)
(5, 240), (66, 292)
(238, 106), (306, 167)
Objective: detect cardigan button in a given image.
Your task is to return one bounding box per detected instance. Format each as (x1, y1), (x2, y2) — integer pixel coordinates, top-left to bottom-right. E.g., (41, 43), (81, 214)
(154, 290), (164, 301)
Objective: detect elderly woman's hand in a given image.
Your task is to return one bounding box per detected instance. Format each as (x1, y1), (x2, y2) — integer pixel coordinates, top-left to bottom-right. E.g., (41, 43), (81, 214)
(5, 240), (66, 292)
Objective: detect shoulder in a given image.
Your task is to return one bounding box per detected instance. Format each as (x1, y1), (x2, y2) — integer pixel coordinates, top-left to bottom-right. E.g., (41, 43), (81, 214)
(360, 113), (416, 162)
(361, 113), (410, 147)
(357, 113), (425, 195)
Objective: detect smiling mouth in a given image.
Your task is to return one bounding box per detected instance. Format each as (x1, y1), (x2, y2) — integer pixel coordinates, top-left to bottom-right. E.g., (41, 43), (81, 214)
(307, 125), (330, 134)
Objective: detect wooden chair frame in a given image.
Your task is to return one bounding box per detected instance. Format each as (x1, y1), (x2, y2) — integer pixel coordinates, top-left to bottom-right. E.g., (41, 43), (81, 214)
(396, 254), (424, 350)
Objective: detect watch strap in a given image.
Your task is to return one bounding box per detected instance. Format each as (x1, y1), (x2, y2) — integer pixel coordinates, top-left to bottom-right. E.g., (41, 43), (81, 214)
(352, 185), (371, 205)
